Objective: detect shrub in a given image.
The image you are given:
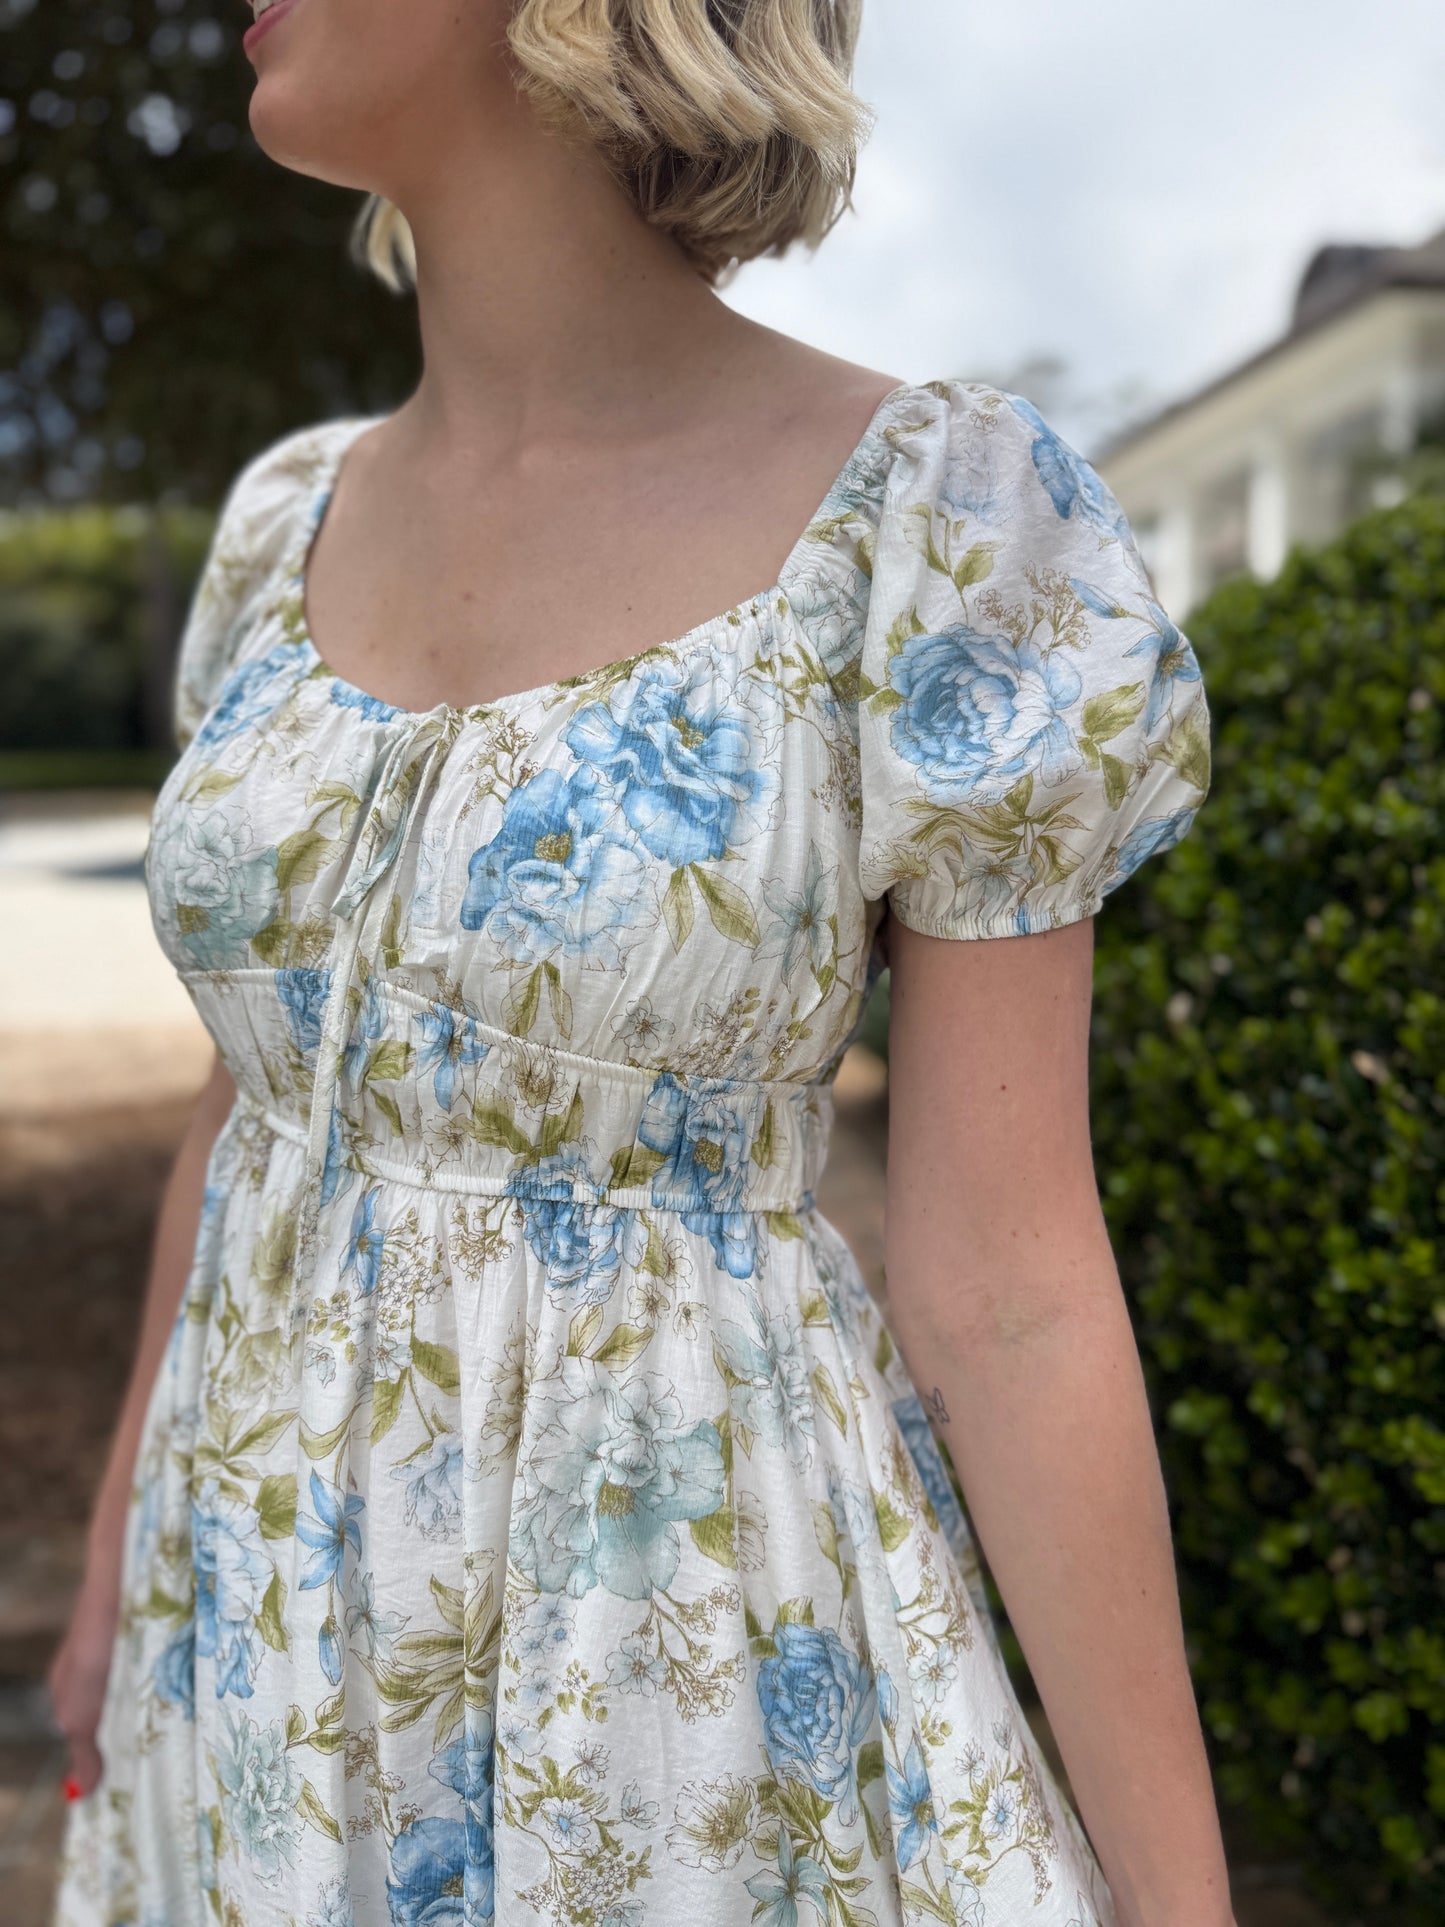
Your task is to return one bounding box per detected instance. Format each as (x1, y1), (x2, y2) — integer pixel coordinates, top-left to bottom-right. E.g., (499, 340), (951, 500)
(858, 494), (1444, 1916)
(1088, 497), (1445, 1917)
(0, 505), (212, 756)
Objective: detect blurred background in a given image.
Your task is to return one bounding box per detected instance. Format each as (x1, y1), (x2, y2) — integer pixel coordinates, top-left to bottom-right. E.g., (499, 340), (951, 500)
(2, 2), (1443, 1921)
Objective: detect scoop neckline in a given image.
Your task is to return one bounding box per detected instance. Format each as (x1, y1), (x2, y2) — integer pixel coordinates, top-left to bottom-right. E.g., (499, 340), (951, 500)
(284, 378), (924, 724)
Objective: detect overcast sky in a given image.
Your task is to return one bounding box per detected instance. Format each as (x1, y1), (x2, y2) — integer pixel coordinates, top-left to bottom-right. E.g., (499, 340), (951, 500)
(723, 0), (1445, 453)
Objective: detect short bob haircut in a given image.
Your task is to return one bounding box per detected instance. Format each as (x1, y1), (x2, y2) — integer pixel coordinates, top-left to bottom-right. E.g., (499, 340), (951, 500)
(351, 0), (871, 291)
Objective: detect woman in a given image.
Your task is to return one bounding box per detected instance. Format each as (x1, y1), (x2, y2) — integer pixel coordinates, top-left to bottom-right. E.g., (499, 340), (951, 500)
(50, 3), (1229, 1924)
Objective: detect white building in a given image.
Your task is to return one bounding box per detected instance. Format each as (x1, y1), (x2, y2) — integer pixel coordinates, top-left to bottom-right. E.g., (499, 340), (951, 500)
(1098, 224), (1445, 617)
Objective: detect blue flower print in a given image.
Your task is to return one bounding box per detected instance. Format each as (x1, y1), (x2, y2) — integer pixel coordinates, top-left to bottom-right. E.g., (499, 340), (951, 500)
(757, 842), (838, 987)
(305, 1876), (353, 1927)
(319, 1094), (358, 1212)
(194, 642), (309, 750)
(392, 1435), (465, 1542)
(341, 976), (389, 1091)
(1123, 603), (1204, 731)
(192, 1477), (270, 1700)
(342, 1187), (386, 1294)
(459, 766), (655, 970)
(756, 1618), (877, 1826)
(511, 1355), (726, 1600)
(507, 1147), (626, 1308)
(744, 1826), (830, 1927)
(1110, 807), (1197, 885)
(167, 812), (279, 970)
(275, 967), (330, 1057)
(296, 1471), (364, 1591)
(888, 626), (1083, 806)
(892, 1393), (966, 1544)
(152, 1620), (196, 1719)
(385, 1815), (469, 1927)
(718, 1305), (816, 1467)
(413, 999), (490, 1111)
(636, 1075), (753, 1211)
(1006, 394), (1131, 539)
(565, 655), (781, 864)
(886, 1734), (938, 1870)
(213, 1708), (303, 1883)
(318, 1613), (345, 1687)
(344, 1571), (407, 1662)
(635, 1073), (761, 1278)
(428, 1706), (495, 1923)
(875, 1666), (899, 1733)
(329, 680), (402, 725)
(775, 560), (867, 683)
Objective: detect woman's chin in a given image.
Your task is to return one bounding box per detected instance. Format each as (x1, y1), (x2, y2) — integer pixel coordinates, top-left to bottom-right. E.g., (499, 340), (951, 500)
(246, 92), (377, 195)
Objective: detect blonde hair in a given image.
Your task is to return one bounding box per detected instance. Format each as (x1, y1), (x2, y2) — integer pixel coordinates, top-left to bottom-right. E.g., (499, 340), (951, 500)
(351, 0), (871, 291)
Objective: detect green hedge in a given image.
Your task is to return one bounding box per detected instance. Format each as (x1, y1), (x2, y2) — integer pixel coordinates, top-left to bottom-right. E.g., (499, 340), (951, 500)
(0, 504), (212, 760)
(861, 495), (1444, 1916)
(1089, 498), (1444, 1917)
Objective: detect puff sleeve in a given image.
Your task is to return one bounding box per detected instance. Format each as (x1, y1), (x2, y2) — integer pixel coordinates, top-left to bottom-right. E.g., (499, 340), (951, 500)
(857, 380), (1210, 939)
(170, 424), (331, 754)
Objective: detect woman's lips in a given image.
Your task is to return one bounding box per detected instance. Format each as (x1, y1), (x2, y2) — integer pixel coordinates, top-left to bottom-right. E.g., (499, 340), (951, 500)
(243, 0), (302, 56)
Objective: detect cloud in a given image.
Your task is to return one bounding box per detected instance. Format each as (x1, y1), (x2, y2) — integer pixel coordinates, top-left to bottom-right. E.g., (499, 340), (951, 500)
(723, 0), (1445, 451)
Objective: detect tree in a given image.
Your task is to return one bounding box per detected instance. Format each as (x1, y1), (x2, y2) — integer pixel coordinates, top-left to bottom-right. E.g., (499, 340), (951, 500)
(0, 0), (419, 508)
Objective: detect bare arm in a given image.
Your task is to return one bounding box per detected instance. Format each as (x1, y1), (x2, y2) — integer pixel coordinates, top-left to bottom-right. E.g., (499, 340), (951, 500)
(882, 914), (1234, 1927)
(49, 1049), (237, 1797)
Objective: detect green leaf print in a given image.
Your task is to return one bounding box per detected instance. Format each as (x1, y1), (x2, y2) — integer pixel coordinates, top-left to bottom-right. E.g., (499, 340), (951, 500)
(567, 1304), (604, 1357)
(592, 1323), (653, 1370)
(873, 1491), (912, 1555)
(371, 1369), (408, 1444)
(256, 1473), (297, 1542)
(609, 1140), (669, 1189)
(465, 1096), (532, 1155)
(750, 1101), (776, 1171)
(183, 767), (243, 805)
(812, 1364), (849, 1438)
(662, 866), (695, 951)
(300, 1411), (351, 1460)
(687, 1506), (739, 1570)
(813, 1500), (842, 1575)
(411, 1339), (461, 1395)
(367, 1039), (412, 1082)
(1158, 700), (1211, 791)
(296, 1778), (343, 1844)
(537, 1086), (585, 1159)
(502, 964), (543, 1037)
(257, 1570), (288, 1652)
(274, 829), (333, 894)
(542, 959), (574, 1038)
(952, 542), (997, 591)
(1080, 681), (1146, 745)
(1100, 752), (1133, 811)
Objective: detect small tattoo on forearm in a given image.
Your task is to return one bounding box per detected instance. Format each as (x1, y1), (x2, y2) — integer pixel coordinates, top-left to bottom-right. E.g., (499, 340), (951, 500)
(925, 1386), (950, 1426)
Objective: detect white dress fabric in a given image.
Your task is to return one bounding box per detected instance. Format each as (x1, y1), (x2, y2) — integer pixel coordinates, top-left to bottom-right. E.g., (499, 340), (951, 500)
(54, 377), (1209, 1927)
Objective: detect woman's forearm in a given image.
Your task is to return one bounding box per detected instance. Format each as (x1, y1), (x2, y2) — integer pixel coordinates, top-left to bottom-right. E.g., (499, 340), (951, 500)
(86, 1052), (236, 1572)
(892, 1266), (1231, 1927)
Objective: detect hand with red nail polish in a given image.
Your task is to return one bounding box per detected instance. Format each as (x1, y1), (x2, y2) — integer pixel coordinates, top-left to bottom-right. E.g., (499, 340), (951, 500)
(47, 1537), (123, 1804)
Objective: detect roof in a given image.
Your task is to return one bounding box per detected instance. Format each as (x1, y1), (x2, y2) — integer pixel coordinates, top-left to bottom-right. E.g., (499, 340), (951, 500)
(1098, 222), (1445, 461)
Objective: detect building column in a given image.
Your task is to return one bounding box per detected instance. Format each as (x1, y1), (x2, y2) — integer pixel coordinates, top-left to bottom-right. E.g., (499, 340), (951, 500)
(1246, 440), (1290, 580)
(1153, 497), (1195, 618)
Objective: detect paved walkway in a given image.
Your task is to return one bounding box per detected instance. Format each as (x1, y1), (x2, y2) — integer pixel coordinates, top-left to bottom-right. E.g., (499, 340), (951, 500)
(0, 791), (213, 1113)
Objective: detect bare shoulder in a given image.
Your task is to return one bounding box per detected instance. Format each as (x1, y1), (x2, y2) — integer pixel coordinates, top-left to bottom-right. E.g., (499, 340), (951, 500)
(739, 332), (910, 432)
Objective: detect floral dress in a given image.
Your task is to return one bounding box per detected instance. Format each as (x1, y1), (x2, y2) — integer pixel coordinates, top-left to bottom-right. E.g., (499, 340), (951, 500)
(54, 377), (1209, 1927)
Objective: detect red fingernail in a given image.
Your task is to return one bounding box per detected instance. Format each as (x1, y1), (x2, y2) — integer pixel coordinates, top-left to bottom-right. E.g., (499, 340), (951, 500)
(63, 1776), (82, 1802)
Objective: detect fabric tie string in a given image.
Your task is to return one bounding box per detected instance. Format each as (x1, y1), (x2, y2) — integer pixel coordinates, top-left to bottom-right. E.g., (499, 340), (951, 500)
(287, 706), (459, 1334)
